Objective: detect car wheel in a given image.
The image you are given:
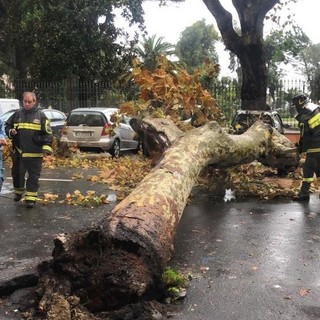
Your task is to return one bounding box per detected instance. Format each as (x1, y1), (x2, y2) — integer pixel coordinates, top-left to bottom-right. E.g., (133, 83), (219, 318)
(132, 140), (142, 154)
(110, 139), (120, 158)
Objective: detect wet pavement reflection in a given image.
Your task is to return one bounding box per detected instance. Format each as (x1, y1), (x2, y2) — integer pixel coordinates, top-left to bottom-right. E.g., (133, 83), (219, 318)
(171, 189), (320, 319)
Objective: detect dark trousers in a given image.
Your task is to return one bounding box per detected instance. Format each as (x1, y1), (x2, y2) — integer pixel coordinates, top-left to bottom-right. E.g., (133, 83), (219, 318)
(0, 148), (3, 192)
(12, 150), (43, 201)
(300, 153), (320, 195)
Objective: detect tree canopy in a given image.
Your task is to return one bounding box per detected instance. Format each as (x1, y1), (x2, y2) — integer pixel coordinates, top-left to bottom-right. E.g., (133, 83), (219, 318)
(0, 0), (308, 111)
(264, 26), (310, 101)
(0, 0), (145, 82)
(175, 19), (220, 73)
(301, 43), (320, 101)
(134, 34), (176, 71)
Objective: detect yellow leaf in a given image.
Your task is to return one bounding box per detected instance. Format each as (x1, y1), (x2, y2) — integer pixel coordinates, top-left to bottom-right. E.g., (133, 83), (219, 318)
(299, 287), (311, 297)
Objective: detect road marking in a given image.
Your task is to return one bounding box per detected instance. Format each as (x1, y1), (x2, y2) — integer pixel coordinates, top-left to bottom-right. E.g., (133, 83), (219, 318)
(5, 177), (73, 182)
(40, 178), (73, 182)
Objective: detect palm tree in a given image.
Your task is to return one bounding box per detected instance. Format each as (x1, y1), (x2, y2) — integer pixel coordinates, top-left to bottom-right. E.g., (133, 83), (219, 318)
(135, 34), (175, 71)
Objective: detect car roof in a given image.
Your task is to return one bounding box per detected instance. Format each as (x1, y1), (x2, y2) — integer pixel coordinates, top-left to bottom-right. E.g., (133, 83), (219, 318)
(70, 107), (118, 113)
(41, 108), (64, 112)
(235, 110), (278, 115)
(1, 108), (66, 121)
(2, 107), (63, 113)
(2, 108), (18, 114)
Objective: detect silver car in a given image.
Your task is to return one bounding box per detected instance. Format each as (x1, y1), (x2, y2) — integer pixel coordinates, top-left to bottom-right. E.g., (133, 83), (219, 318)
(60, 107), (140, 157)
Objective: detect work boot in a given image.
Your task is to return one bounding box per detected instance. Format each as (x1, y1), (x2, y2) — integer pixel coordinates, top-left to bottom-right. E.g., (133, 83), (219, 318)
(293, 193), (310, 201)
(14, 194), (22, 202)
(26, 201), (35, 209)
(293, 181), (311, 201)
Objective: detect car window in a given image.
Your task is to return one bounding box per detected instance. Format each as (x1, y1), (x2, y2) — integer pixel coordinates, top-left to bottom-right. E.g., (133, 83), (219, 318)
(232, 111), (285, 134)
(85, 115), (104, 126)
(120, 115), (131, 125)
(236, 114), (249, 123)
(273, 114), (282, 131)
(273, 114), (283, 125)
(260, 114), (273, 126)
(50, 111), (66, 121)
(44, 111), (53, 120)
(1, 110), (16, 122)
(67, 112), (105, 126)
(233, 113), (252, 127)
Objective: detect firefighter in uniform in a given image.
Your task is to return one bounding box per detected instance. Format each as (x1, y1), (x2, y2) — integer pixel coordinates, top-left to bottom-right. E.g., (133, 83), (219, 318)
(292, 93), (320, 201)
(5, 92), (53, 208)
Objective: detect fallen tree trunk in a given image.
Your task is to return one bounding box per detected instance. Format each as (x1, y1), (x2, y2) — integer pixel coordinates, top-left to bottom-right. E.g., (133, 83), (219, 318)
(36, 120), (299, 317)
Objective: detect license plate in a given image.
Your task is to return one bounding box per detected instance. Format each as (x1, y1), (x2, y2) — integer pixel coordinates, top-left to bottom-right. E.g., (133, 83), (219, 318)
(75, 131), (92, 137)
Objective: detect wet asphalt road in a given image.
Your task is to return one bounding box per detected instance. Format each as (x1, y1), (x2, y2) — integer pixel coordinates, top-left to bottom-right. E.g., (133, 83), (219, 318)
(1, 166), (320, 319)
(171, 191), (320, 320)
(0, 166), (113, 263)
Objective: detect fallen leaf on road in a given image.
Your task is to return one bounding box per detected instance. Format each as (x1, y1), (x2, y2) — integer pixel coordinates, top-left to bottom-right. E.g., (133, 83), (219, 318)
(299, 287), (311, 297)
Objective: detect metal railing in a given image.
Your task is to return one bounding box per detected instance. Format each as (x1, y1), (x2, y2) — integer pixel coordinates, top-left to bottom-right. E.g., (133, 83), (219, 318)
(2, 78), (317, 128)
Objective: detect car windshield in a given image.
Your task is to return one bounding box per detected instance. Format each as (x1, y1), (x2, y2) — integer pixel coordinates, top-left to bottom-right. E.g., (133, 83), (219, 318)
(67, 112), (106, 126)
(1, 110), (17, 122)
(231, 110), (284, 135)
(44, 110), (66, 121)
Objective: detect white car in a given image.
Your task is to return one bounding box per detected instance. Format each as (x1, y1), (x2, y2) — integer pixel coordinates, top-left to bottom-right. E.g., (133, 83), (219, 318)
(2, 108), (67, 137)
(60, 107), (140, 157)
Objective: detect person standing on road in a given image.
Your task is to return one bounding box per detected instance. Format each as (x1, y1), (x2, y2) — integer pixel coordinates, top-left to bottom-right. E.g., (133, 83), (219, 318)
(0, 116), (7, 192)
(292, 93), (320, 201)
(5, 92), (53, 208)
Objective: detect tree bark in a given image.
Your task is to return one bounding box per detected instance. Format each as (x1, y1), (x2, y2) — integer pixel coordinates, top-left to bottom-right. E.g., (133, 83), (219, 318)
(36, 120), (299, 316)
(202, 0), (278, 109)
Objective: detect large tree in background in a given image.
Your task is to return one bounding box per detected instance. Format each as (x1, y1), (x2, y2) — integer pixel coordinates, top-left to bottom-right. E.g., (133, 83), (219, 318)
(175, 19), (220, 73)
(202, 0), (296, 110)
(264, 26), (310, 102)
(300, 43), (320, 101)
(0, 0), (145, 82)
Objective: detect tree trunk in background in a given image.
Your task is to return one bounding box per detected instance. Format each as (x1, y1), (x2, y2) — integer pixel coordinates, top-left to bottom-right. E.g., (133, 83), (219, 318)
(202, 0), (278, 109)
(37, 120), (299, 317)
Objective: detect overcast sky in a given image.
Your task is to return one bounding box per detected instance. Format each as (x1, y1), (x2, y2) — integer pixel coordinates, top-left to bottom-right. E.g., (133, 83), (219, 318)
(140, 0), (319, 76)
(142, 0), (319, 43)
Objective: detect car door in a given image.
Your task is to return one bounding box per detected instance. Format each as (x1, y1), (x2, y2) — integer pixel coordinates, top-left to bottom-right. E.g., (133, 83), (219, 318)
(117, 115), (138, 149)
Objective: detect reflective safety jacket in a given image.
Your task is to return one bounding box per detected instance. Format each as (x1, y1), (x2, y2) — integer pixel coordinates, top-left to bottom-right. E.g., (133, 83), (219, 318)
(5, 106), (53, 157)
(296, 105), (320, 153)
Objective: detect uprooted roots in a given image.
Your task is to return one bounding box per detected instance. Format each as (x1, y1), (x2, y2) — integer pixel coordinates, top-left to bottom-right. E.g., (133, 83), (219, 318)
(18, 227), (167, 319)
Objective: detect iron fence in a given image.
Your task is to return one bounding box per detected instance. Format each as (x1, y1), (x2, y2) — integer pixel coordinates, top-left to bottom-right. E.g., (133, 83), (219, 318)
(2, 78), (318, 128)
(11, 80), (117, 114)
